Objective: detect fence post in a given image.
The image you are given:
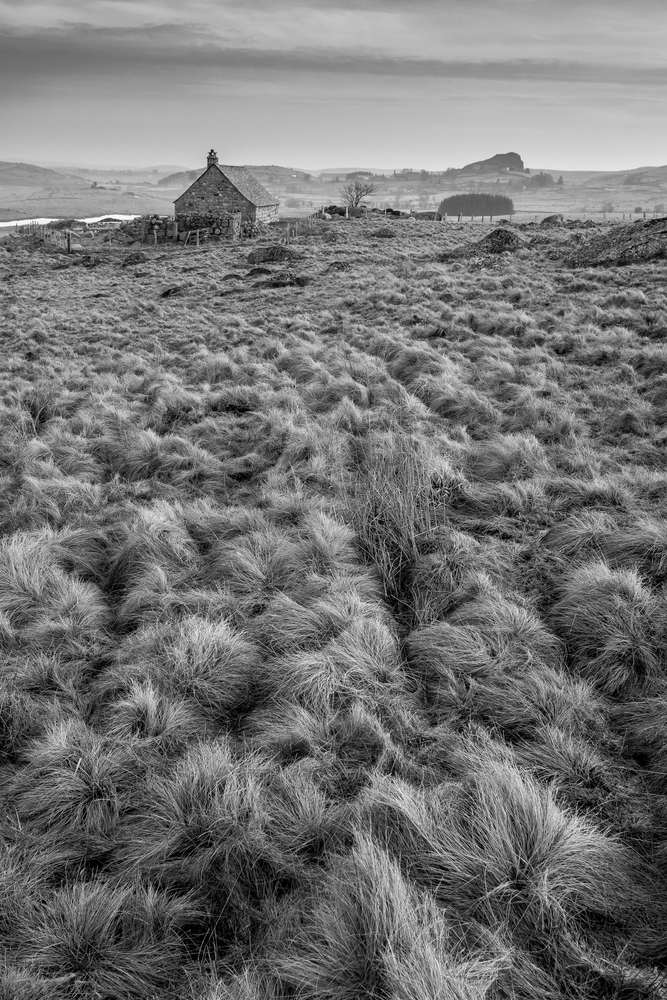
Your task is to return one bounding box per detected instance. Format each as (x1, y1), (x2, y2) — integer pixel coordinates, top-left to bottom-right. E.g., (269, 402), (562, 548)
(66, 230), (71, 254)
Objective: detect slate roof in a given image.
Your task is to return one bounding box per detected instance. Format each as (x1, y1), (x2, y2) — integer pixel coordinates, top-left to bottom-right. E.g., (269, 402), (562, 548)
(175, 164), (278, 207)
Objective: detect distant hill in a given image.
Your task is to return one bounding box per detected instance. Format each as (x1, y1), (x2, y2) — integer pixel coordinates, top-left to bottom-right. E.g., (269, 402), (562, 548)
(583, 165), (667, 190)
(157, 169), (202, 188)
(316, 166), (395, 176)
(460, 152), (525, 175)
(0, 161), (85, 188)
(158, 164), (316, 191)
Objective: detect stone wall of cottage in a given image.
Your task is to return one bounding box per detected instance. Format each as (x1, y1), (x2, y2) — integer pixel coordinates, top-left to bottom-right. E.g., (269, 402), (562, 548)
(256, 204), (280, 224)
(174, 166), (278, 222)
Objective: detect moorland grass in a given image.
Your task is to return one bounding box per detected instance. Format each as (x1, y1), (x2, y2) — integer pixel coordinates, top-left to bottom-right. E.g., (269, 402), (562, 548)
(1, 219), (667, 998)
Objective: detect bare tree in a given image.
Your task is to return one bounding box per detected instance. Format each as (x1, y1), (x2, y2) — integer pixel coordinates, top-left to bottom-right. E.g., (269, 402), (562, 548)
(340, 180), (377, 208)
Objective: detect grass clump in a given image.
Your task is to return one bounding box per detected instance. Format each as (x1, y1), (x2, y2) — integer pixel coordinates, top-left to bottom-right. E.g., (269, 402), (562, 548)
(549, 560), (664, 695)
(2, 220), (667, 999)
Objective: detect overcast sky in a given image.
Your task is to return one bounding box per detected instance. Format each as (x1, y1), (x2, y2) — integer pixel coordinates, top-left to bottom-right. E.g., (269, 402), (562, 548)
(1, 0), (665, 170)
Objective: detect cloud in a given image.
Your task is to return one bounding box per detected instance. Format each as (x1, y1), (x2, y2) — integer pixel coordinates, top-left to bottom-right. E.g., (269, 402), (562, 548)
(1, 24), (665, 88)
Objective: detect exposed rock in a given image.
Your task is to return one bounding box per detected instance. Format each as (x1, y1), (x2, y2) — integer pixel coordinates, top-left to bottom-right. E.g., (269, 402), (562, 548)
(368, 227), (396, 238)
(540, 214), (565, 227)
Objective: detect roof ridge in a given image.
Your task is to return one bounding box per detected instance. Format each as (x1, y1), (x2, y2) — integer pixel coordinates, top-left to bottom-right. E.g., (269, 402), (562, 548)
(174, 163), (278, 207)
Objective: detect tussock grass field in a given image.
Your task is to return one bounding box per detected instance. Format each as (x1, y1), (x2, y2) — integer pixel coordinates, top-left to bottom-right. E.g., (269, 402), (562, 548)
(1, 218), (667, 999)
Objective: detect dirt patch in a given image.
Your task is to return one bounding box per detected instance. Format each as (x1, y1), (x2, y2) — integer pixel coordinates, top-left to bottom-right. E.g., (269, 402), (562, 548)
(247, 245), (300, 265)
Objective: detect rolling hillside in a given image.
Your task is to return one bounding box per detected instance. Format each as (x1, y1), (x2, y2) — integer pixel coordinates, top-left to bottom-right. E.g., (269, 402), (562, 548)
(0, 162), (87, 188)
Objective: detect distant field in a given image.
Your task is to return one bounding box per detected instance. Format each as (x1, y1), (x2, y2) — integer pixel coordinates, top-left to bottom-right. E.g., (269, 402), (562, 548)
(0, 186), (175, 222)
(1, 218), (667, 1000)
(1, 159), (665, 223)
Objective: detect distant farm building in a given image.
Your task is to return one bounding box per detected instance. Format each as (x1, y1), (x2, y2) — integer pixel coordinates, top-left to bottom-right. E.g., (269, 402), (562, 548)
(174, 150), (279, 224)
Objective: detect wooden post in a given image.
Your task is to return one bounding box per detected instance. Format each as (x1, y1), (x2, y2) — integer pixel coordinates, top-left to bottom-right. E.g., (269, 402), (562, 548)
(66, 230), (71, 254)
(196, 229), (200, 247)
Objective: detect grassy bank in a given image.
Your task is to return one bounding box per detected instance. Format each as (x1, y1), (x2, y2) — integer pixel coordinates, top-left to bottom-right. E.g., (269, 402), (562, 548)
(1, 218), (667, 999)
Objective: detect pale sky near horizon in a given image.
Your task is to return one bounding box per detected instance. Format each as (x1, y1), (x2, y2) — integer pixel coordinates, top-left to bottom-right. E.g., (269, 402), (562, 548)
(1, 0), (666, 171)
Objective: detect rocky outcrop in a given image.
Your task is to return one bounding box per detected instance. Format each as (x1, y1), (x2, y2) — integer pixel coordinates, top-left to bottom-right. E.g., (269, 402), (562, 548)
(461, 152), (525, 174)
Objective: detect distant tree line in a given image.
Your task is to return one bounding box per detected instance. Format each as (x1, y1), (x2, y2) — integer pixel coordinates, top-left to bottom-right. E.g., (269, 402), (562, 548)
(529, 171), (559, 189)
(438, 193), (515, 217)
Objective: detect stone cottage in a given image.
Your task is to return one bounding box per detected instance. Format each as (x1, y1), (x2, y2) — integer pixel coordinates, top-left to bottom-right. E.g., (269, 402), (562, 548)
(174, 150), (279, 224)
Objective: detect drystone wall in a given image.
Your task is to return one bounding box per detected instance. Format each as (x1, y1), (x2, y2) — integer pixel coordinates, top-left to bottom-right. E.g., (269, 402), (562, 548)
(119, 213), (269, 244)
(175, 212), (242, 240)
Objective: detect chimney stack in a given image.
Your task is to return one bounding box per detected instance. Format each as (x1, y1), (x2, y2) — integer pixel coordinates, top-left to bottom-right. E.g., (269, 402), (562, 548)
(207, 149), (218, 167)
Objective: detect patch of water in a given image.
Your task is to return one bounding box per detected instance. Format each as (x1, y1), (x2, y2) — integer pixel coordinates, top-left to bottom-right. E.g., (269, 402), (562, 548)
(0, 214), (141, 229)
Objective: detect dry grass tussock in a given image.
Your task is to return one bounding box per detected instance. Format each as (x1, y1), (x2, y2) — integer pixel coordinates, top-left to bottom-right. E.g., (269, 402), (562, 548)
(1, 218), (667, 998)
